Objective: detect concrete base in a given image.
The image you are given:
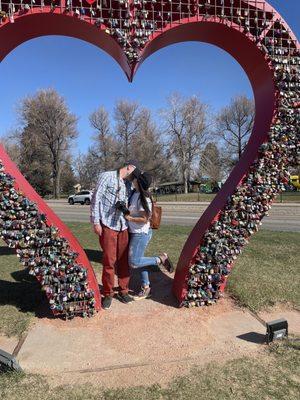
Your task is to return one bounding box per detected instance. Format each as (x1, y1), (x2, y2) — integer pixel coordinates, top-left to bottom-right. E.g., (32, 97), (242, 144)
(12, 294), (300, 388)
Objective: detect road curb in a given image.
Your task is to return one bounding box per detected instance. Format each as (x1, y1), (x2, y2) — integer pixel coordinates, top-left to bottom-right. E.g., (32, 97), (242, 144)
(156, 202), (300, 207)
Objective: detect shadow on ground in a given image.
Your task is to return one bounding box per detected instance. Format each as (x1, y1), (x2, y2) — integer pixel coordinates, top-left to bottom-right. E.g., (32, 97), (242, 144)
(237, 332), (266, 344)
(84, 246), (179, 308)
(84, 248), (103, 264)
(0, 245), (178, 322)
(129, 268), (179, 308)
(0, 269), (51, 319)
(0, 246), (58, 319)
(0, 246), (15, 257)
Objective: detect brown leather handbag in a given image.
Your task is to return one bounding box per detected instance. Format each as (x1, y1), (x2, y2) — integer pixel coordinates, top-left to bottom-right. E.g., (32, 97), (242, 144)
(150, 198), (162, 229)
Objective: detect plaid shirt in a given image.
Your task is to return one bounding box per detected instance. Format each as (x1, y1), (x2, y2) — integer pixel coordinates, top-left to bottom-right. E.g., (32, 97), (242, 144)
(90, 170), (131, 231)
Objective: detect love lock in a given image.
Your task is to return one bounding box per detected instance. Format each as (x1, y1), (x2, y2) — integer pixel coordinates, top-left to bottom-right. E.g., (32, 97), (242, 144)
(0, 159), (98, 317)
(0, 1), (298, 315)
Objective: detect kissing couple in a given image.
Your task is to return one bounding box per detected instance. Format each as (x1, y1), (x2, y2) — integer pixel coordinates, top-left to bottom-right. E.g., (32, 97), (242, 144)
(90, 160), (174, 309)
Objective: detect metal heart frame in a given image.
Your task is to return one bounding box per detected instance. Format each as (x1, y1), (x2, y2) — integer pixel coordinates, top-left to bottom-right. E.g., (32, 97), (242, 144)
(0, 0), (299, 315)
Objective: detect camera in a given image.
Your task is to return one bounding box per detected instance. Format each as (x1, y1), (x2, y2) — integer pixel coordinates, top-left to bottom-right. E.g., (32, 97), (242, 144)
(115, 201), (130, 215)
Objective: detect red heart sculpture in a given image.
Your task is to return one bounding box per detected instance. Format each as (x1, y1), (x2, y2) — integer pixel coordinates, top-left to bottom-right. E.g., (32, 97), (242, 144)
(0, 1), (298, 315)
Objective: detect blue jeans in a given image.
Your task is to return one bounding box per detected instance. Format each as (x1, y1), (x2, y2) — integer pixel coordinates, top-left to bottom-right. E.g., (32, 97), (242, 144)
(128, 229), (158, 287)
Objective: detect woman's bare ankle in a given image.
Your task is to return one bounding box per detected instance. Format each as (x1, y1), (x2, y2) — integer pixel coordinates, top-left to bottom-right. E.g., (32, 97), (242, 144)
(158, 253), (167, 264)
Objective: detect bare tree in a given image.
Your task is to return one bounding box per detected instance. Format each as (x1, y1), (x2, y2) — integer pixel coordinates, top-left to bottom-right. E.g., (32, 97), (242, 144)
(114, 99), (141, 161)
(1, 128), (53, 196)
(215, 95), (255, 161)
(89, 106), (119, 171)
(199, 142), (224, 183)
(59, 153), (77, 195)
(131, 108), (176, 184)
(74, 150), (102, 190)
(88, 102), (176, 184)
(161, 93), (208, 193)
(18, 89), (78, 198)
(0, 130), (21, 165)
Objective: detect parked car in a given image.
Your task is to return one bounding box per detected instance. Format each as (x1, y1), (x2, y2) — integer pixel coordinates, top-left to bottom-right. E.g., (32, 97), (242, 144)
(68, 190), (93, 205)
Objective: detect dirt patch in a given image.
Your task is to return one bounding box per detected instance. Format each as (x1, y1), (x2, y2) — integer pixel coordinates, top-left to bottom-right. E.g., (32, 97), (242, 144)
(258, 303), (300, 333)
(5, 270), (299, 389)
(0, 335), (18, 355)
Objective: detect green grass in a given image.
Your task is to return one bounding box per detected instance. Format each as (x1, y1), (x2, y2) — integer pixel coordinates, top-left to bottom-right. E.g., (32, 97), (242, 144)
(227, 230), (300, 311)
(155, 193), (216, 202)
(0, 246), (42, 338)
(0, 224), (299, 338)
(275, 192), (300, 203)
(155, 192), (300, 203)
(0, 339), (299, 400)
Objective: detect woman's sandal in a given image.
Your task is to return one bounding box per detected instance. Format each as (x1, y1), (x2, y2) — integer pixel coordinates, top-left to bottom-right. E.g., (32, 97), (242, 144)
(158, 253), (174, 273)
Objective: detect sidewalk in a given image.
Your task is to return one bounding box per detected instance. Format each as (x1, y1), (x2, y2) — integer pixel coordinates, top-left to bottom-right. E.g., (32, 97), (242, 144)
(6, 283), (300, 389)
(157, 201), (300, 207)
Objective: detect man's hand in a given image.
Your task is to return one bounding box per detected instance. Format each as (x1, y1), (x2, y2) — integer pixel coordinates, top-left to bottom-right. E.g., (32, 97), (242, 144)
(93, 223), (102, 236)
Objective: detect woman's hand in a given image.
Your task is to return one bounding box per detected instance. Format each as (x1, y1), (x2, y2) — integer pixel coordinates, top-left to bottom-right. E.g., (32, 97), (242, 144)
(125, 213), (148, 223)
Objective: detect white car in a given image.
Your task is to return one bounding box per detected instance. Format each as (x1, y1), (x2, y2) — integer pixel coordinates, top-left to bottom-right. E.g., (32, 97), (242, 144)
(68, 190), (93, 205)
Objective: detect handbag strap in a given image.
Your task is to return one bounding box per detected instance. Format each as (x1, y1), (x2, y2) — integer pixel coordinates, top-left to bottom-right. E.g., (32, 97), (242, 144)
(116, 170), (121, 202)
(150, 195), (156, 214)
(150, 195), (157, 205)
(128, 189), (136, 205)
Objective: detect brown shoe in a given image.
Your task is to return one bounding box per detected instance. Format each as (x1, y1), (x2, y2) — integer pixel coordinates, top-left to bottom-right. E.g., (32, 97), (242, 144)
(158, 253), (174, 273)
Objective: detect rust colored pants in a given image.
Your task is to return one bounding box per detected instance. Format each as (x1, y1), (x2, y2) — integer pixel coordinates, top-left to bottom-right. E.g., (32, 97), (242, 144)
(99, 225), (130, 297)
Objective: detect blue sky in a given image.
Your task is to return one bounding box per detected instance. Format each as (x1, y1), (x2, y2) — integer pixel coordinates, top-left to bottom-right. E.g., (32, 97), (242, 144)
(0, 0), (299, 155)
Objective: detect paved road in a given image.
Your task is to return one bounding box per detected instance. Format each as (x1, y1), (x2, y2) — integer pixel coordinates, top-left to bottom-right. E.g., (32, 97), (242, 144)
(46, 200), (300, 232)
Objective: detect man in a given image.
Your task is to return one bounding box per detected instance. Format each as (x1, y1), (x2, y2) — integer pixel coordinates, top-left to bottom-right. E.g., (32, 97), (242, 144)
(90, 160), (140, 309)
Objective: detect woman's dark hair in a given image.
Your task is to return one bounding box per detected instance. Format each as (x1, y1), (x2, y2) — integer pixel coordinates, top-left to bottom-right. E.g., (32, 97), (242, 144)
(136, 176), (152, 217)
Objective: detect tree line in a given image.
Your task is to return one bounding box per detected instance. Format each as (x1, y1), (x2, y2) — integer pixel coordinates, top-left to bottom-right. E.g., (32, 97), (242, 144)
(1, 88), (255, 198)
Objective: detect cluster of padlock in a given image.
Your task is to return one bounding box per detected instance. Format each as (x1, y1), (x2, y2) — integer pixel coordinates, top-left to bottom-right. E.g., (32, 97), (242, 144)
(0, 1), (295, 65)
(182, 18), (300, 307)
(98, 0), (155, 61)
(95, 0), (275, 62)
(0, 0), (57, 24)
(0, 1), (298, 310)
(0, 1), (278, 63)
(0, 162), (96, 318)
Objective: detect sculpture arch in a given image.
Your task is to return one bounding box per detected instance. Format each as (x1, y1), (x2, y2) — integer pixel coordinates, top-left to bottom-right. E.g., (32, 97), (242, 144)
(0, 1), (298, 314)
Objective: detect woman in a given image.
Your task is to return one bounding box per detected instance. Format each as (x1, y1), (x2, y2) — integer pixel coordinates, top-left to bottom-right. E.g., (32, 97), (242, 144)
(125, 170), (174, 300)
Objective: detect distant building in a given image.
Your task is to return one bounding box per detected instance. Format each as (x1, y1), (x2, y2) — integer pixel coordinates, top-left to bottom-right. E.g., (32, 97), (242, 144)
(152, 180), (201, 195)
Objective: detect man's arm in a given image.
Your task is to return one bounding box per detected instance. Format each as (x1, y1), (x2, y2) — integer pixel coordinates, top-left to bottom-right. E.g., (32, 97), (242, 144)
(90, 173), (109, 233)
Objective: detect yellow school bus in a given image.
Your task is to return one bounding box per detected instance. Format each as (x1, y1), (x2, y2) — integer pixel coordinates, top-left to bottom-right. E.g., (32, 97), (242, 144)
(290, 176), (300, 190)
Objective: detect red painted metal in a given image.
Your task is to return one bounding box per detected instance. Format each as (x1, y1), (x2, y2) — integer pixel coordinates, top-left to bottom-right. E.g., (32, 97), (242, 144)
(0, 144), (102, 311)
(137, 17), (278, 302)
(135, 15), (299, 303)
(0, 1), (298, 310)
(0, 11), (132, 80)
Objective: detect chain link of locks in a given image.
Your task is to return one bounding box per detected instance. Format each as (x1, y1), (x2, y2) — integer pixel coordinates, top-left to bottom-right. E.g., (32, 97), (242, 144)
(182, 23), (300, 307)
(0, 1), (299, 311)
(0, 165), (96, 318)
(0, 0), (296, 63)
